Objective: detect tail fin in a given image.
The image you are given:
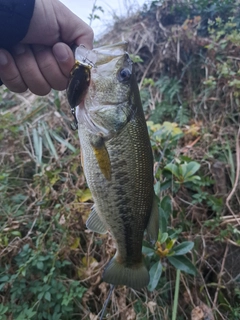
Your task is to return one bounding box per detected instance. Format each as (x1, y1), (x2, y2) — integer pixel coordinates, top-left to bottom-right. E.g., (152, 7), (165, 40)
(103, 254), (149, 290)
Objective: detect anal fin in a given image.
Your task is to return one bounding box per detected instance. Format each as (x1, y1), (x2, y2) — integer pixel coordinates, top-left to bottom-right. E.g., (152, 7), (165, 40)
(86, 206), (107, 234)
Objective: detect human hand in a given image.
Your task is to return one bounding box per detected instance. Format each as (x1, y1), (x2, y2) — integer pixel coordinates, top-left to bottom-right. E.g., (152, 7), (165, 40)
(0, 0), (93, 95)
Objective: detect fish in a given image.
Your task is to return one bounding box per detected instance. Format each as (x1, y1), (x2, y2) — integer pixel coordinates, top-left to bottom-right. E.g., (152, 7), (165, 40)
(67, 42), (159, 290)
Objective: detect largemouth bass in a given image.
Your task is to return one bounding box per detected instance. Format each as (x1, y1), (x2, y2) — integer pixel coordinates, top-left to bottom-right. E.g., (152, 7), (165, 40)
(67, 42), (159, 290)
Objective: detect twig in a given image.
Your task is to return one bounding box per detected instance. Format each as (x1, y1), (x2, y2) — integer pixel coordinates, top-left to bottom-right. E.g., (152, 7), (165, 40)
(226, 127), (240, 223)
(139, 59), (154, 90)
(181, 273), (195, 307)
(213, 244), (229, 308)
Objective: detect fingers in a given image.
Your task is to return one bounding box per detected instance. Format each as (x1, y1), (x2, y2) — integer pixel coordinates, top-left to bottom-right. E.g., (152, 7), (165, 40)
(0, 45), (50, 95)
(0, 43), (74, 95)
(0, 49), (27, 93)
(12, 44), (51, 95)
(33, 43), (74, 91)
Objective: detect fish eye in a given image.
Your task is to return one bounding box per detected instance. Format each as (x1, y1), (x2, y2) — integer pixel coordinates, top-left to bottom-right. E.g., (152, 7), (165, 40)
(118, 68), (131, 82)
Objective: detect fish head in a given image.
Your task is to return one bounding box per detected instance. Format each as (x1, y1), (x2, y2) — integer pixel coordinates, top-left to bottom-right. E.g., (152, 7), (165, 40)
(74, 42), (138, 138)
(87, 42), (132, 104)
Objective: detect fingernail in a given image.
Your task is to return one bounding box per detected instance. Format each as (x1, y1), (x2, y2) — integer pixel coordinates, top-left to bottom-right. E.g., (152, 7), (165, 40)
(0, 51), (8, 66)
(13, 44), (25, 55)
(53, 45), (69, 62)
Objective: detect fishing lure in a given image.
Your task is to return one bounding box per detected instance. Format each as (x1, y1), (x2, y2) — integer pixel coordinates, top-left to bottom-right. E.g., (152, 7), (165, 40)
(67, 46), (94, 130)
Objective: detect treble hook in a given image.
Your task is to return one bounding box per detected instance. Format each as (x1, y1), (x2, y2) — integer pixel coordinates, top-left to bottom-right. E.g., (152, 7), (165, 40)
(70, 106), (78, 131)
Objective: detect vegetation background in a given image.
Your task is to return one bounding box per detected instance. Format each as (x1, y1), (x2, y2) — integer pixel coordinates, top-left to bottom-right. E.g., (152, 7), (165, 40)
(0, 0), (240, 319)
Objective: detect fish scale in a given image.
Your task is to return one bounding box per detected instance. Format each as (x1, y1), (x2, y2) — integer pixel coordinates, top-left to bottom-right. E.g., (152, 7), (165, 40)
(80, 120), (150, 265)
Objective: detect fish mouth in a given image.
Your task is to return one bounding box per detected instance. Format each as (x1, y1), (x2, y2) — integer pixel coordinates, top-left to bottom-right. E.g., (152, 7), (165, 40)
(75, 41), (129, 67)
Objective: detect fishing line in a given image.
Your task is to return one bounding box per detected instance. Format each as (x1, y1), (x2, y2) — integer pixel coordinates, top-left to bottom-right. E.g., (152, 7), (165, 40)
(99, 284), (115, 320)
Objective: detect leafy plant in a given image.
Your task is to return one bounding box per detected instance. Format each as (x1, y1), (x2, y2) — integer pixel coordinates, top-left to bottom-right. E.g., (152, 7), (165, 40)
(88, 1), (104, 26)
(141, 76), (190, 124)
(0, 243), (86, 320)
(143, 196), (196, 293)
(164, 160), (201, 185)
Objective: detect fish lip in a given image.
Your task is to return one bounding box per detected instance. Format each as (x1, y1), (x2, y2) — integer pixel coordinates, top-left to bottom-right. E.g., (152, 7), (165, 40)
(75, 41), (129, 68)
(93, 41), (128, 56)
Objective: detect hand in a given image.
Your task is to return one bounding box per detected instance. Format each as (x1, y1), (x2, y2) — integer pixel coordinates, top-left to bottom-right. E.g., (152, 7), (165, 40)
(0, 0), (93, 95)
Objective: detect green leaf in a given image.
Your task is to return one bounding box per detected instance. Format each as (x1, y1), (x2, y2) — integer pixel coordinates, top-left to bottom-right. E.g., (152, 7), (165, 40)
(159, 208), (168, 234)
(0, 276), (9, 282)
(0, 284), (6, 291)
(44, 291), (51, 302)
(11, 231), (22, 237)
(142, 246), (155, 256)
(147, 261), (163, 292)
(42, 122), (59, 161)
(160, 195), (172, 214)
(49, 129), (77, 153)
(0, 304), (8, 314)
(164, 163), (180, 179)
(37, 291), (44, 300)
(179, 163), (187, 178)
(168, 255), (197, 275)
(37, 123), (43, 166)
(25, 307), (37, 318)
(154, 181), (160, 194)
(170, 241), (194, 256)
(184, 162), (200, 179)
(159, 232), (168, 244)
(37, 261), (44, 270)
(159, 180), (171, 192)
(11, 194), (27, 203)
(21, 268), (26, 277)
(184, 175), (201, 182)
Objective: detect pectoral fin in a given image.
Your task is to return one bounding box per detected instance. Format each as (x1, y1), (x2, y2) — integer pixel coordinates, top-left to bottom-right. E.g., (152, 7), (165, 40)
(146, 194), (159, 244)
(86, 206), (107, 234)
(91, 136), (111, 181)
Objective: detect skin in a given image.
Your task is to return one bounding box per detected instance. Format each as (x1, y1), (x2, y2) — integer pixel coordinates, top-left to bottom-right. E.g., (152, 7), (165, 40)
(0, 0), (93, 95)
